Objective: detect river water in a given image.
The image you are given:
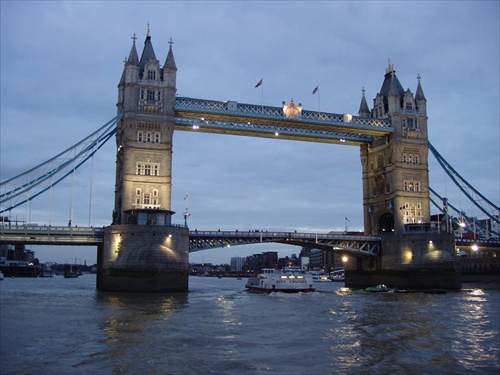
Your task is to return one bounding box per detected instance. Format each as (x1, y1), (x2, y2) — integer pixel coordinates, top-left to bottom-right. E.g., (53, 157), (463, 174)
(0, 275), (498, 374)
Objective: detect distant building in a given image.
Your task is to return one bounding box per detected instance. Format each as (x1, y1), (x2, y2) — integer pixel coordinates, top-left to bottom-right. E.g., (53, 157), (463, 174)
(230, 257), (245, 272)
(243, 251), (278, 273)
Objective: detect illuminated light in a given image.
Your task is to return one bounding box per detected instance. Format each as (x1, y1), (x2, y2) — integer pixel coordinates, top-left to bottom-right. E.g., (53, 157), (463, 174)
(192, 125), (199, 130)
(283, 98), (303, 119)
(429, 240), (433, 245)
(342, 256), (348, 263)
(459, 222), (466, 228)
(200, 117), (204, 121)
(343, 113), (353, 122)
(340, 139), (346, 142)
(472, 245), (479, 251)
(168, 234), (172, 238)
(275, 132), (279, 136)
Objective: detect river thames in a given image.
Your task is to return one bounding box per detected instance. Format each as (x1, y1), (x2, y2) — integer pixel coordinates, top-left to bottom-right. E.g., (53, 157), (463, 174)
(0, 275), (499, 374)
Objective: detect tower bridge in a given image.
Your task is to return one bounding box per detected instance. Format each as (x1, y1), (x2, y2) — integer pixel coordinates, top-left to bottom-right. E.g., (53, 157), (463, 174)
(2, 28), (498, 291)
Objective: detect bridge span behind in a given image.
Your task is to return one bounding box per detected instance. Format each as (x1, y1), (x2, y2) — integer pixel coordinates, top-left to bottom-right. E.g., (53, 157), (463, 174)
(0, 225), (381, 257)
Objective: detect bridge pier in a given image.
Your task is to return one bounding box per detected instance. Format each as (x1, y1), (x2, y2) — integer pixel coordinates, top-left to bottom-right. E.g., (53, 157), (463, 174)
(97, 224), (189, 292)
(345, 232), (461, 289)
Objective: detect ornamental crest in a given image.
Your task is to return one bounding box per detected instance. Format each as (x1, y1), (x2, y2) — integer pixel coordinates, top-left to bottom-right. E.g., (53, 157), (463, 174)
(283, 99), (302, 120)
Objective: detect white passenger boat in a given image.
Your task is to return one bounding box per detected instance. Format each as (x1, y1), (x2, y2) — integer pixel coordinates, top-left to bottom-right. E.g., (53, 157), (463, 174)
(308, 270), (331, 282)
(245, 268), (315, 293)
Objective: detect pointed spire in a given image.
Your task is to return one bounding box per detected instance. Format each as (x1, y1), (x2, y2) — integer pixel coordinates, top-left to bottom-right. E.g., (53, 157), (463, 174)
(139, 25), (157, 72)
(415, 73), (426, 100)
(358, 87), (371, 117)
(164, 37), (177, 70)
(379, 61), (404, 97)
(126, 33), (140, 66)
(119, 57), (127, 86)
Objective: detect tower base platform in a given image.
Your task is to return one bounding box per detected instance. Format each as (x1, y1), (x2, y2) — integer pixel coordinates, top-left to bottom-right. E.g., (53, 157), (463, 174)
(97, 225), (189, 293)
(345, 232), (461, 290)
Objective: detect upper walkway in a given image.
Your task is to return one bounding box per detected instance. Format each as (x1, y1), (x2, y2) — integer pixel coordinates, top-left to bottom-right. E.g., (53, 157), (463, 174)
(173, 97), (393, 146)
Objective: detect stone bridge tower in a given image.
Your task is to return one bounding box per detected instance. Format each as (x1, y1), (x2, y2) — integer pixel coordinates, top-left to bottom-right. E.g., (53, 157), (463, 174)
(353, 62), (460, 289)
(359, 62), (430, 236)
(98, 28), (189, 292)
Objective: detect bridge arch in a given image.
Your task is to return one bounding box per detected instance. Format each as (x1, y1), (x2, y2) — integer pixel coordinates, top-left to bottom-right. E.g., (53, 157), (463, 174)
(377, 212), (394, 234)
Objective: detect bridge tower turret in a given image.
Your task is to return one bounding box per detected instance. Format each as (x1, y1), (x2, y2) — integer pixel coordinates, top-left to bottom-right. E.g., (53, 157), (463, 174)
(99, 27), (189, 293)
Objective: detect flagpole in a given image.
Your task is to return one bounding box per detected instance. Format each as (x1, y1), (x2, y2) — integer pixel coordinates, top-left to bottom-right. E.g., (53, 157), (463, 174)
(255, 78), (264, 109)
(313, 85), (320, 118)
(317, 88), (321, 116)
(261, 82), (264, 109)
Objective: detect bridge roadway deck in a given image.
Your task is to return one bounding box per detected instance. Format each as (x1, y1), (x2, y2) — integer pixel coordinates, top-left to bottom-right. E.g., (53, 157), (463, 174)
(2, 226), (496, 255)
(0, 226), (381, 256)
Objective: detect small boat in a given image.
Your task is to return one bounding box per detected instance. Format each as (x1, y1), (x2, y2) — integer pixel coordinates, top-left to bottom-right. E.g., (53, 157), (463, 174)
(330, 268), (345, 282)
(364, 284), (390, 292)
(308, 270), (331, 282)
(64, 264), (80, 278)
(246, 268), (315, 293)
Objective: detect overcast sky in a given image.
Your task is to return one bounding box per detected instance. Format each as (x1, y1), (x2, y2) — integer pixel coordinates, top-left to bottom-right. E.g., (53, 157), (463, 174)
(1, 1), (498, 265)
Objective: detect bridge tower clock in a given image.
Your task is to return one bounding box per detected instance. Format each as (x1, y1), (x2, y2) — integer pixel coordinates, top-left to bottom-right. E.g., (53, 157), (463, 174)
(98, 27), (189, 292)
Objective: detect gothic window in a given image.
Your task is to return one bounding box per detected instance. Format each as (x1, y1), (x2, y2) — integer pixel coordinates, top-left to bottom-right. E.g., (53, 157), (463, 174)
(147, 90), (155, 101)
(136, 189), (141, 196)
(136, 162), (160, 176)
(155, 133), (160, 143)
(414, 155), (420, 164)
(404, 180), (421, 192)
(147, 70), (156, 80)
(137, 131), (143, 142)
(140, 90), (144, 100)
(406, 102), (413, 111)
(403, 153), (407, 163)
(153, 190), (158, 197)
(143, 194), (150, 205)
(146, 132), (152, 142)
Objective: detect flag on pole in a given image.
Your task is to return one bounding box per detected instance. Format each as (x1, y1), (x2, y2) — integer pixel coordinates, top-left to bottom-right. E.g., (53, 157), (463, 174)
(312, 85), (319, 95)
(345, 217), (350, 222)
(255, 78), (263, 88)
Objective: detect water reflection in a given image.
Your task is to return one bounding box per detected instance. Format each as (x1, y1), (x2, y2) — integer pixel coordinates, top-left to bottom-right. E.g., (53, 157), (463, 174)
(95, 291), (189, 373)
